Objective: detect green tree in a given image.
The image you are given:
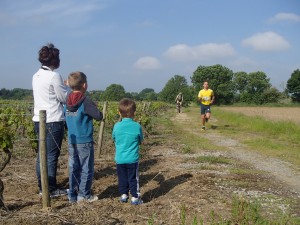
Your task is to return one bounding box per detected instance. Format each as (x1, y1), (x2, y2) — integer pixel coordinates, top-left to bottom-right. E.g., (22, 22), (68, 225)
(240, 71), (271, 104)
(261, 87), (282, 104)
(286, 69), (300, 102)
(0, 88), (33, 100)
(100, 84), (126, 101)
(191, 64), (235, 104)
(233, 72), (248, 93)
(159, 75), (192, 105)
(138, 88), (158, 101)
(246, 72), (271, 94)
(126, 92), (139, 100)
(124, 92), (134, 99)
(87, 90), (103, 102)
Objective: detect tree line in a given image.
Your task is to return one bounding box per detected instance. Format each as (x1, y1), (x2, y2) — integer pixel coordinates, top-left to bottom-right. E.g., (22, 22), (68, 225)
(1, 65), (300, 104)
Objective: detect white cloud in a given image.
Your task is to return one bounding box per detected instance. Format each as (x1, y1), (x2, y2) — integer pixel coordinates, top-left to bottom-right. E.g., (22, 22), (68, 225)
(241, 31), (290, 52)
(133, 56), (161, 70)
(268, 12), (300, 23)
(163, 43), (236, 62)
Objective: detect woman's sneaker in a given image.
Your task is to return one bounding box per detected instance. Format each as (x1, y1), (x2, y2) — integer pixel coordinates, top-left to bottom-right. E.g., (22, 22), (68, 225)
(131, 197), (143, 205)
(120, 194), (128, 203)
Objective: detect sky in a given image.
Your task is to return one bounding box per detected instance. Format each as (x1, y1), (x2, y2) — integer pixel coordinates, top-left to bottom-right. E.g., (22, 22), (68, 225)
(1, 0), (300, 93)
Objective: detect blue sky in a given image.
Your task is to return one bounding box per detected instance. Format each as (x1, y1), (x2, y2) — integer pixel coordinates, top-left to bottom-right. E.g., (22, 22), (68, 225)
(1, 0), (299, 93)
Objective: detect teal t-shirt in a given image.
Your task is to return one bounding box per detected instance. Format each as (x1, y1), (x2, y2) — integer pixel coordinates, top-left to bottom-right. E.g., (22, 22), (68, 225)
(112, 118), (143, 164)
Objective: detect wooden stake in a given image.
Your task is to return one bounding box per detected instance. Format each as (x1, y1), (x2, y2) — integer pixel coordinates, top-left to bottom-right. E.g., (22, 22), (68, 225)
(39, 110), (51, 208)
(96, 101), (107, 158)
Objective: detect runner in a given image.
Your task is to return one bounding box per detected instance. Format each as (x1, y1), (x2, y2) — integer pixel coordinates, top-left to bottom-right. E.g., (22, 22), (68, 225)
(175, 92), (183, 113)
(198, 81), (214, 130)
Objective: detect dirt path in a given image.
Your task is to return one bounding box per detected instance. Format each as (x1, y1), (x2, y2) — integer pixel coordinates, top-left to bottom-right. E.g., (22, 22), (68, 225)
(174, 112), (300, 194)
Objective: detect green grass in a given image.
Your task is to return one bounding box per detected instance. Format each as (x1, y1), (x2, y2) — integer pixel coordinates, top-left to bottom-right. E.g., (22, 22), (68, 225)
(178, 196), (300, 225)
(229, 167), (264, 175)
(212, 107), (300, 168)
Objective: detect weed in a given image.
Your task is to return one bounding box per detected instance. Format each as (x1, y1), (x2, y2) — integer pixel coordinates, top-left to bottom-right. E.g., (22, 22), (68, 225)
(147, 213), (156, 225)
(180, 204), (186, 225)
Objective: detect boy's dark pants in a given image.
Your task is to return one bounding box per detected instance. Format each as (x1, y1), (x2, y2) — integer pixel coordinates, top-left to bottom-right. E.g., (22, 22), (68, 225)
(117, 162), (139, 198)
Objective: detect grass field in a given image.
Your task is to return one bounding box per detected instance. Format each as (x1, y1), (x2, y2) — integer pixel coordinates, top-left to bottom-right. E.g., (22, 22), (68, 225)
(220, 106), (300, 124)
(212, 106), (300, 169)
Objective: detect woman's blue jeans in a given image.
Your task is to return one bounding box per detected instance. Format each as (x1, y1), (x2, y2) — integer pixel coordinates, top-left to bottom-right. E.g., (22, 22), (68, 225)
(68, 142), (94, 202)
(34, 121), (64, 192)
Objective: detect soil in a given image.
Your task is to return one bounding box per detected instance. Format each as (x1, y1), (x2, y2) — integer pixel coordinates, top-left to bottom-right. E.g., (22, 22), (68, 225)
(0, 108), (299, 224)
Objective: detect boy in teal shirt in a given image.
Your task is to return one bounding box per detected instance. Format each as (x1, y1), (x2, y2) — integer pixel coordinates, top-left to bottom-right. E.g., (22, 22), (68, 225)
(112, 98), (143, 205)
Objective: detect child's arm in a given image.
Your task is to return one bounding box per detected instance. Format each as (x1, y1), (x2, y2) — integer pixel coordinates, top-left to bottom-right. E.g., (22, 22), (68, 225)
(84, 98), (103, 121)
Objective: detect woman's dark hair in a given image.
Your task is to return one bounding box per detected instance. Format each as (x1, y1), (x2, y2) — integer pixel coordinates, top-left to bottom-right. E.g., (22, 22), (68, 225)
(38, 43), (60, 69)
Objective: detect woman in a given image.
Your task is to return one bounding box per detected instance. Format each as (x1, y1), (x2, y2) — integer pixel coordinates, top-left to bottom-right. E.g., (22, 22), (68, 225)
(32, 43), (69, 197)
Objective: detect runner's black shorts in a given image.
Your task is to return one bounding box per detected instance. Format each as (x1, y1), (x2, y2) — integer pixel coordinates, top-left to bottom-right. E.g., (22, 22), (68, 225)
(200, 104), (211, 115)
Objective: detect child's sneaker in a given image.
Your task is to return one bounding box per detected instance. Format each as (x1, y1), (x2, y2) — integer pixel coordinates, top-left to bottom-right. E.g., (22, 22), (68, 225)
(77, 195), (98, 203)
(120, 194), (128, 203)
(131, 197), (143, 205)
(86, 195), (98, 202)
(50, 188), (68, 198)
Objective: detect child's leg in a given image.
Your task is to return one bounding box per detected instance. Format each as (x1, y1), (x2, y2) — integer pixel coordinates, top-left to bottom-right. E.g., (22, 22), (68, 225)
(128, 162), (140, 198)
(77, 142), (94, 199)
(68, 144), (80, 202)
(117, 164), (129, 196)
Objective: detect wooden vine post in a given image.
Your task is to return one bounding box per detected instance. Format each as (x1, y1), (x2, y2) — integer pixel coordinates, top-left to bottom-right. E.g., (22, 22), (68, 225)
(39, 110), (51, 208)
(96, 101), (107, 158)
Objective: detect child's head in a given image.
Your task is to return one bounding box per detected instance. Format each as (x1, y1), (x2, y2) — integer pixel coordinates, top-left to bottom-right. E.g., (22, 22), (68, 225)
(68, 71), (87, 92)
(119, 98), (136, 118)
